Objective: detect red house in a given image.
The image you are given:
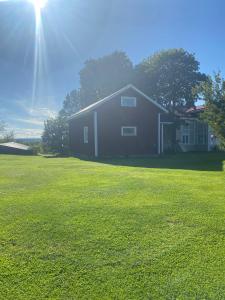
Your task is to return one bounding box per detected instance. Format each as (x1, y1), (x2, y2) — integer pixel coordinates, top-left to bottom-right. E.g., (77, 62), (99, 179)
(68, 84), (169, 157)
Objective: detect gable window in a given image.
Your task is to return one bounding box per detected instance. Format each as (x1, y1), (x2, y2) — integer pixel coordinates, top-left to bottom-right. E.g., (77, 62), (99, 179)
(83, 126), (88, 144)
(121, 96), (137, 107)
(121, 126), (137, 136)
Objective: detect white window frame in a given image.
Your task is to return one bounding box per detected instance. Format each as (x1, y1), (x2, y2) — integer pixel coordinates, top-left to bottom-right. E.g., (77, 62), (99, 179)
(181, 122), (191, 145)
(83, 126), (88, 144)
(121, 96), (137, 107)
(121, 126), (137, 136)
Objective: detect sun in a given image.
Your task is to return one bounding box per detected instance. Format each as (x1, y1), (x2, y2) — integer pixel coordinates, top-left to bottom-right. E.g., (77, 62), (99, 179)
(29, 0), (47, 10)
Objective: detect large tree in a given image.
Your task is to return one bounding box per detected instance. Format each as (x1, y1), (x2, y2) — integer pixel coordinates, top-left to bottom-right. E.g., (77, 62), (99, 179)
(134, 48), (206, 111)
(200, 73), (225, 149)
(79, 51), (133, 107)
(43, 90), (81, 154)
(59, 89), (81, 117)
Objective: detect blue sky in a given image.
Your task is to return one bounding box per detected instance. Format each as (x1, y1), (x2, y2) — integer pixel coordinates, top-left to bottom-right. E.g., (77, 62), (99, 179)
(0, 0), (225, 138)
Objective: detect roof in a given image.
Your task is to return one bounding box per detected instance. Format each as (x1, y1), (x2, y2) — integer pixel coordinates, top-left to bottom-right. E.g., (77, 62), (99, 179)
(185, 105), (205, 113)
(0, 142), (31, 151)
(68, 84), (168, 120)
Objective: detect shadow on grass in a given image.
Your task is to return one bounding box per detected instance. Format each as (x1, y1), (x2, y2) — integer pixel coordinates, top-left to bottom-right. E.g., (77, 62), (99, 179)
(79, 152), (225, 172)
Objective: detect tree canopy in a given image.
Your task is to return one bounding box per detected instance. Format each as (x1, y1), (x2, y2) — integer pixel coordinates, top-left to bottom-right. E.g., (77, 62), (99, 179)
(42, 117), (69, 154)
(79, 51), (133, 107)
(134, 48), (206, 111)
(200, 73), (225, 149)
(59, 89), (81, 117)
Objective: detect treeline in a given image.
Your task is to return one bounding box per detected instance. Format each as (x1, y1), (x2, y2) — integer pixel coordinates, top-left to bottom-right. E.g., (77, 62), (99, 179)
(42, 48), (225, 153)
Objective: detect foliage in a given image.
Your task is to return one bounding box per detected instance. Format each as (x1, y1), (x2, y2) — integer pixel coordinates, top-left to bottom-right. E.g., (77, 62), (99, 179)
(2, 130), (15, 143)
(134, 48), (206, 111)
(43, 90), (81, 153)
(79, 51), (133, 107)
(0, 121), (14, 143)
(33, 142), (44, 155)
(200, 72), (225, 149)
(42, 116), (69, 154)
(0, 153), (225, 298)
(59, 89), (81, 117)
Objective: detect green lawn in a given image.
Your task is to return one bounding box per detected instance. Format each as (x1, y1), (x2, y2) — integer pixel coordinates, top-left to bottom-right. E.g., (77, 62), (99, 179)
(0, 153), (225, 299)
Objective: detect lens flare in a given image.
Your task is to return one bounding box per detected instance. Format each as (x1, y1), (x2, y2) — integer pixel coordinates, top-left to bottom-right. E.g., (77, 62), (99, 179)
(29, 0), (49, 107)
(29, 0), (47, 10)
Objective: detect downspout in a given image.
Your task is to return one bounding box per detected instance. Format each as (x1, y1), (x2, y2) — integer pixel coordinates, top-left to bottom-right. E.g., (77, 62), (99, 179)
(158, 113), (161, 155)
(94, 111), (98, 157)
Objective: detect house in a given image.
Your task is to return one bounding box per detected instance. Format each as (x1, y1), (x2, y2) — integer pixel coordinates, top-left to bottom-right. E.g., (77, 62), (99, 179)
(176, 106), (218, 152)
(68, 84), (215, 157)
(69, 84), (172, 157)
(0, 142), (33, 155)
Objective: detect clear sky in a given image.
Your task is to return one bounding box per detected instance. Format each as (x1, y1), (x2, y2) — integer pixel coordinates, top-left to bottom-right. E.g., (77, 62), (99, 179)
(0, 0), (225, 138)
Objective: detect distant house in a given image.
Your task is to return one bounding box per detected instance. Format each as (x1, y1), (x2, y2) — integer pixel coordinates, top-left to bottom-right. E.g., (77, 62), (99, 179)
(68, 84), (216, 157)
(0, 142), (33, 155)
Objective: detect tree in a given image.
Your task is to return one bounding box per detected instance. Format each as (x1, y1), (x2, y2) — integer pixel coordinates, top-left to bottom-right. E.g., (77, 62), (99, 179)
(2, 131), (14, 142)
(43, 90), (81, 154)
(79, 51), (133, 107)
(134, 48), (206, 111)
(200, 73), (225, 149)
(42, 117), (69, 154)
(0, 121), (14, 143)
(0, 121), (5, 137)
(59, 89), (81, 117)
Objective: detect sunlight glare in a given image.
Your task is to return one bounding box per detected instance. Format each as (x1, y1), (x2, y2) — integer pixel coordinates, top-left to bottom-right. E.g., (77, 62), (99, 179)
(29, 0), (49, 109)
(29, 0), (47, 10)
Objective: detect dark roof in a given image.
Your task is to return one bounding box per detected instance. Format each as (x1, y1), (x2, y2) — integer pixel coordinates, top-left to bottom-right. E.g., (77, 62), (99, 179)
(68, 84), (168, 120)
(0, 142), (31, 151)
(185, 105), (205, 114)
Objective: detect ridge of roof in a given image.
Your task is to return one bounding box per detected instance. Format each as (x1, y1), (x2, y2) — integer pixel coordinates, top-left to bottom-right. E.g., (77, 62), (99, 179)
(68, 84), (168, 120)
(0, 142), (31, 150)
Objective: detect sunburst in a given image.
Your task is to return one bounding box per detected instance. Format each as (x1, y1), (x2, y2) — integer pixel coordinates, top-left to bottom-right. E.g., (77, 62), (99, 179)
(29, 0), (47, 10)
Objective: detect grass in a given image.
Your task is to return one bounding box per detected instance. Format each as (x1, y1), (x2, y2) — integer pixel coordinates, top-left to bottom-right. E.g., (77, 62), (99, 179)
(0, 153), (225, 299)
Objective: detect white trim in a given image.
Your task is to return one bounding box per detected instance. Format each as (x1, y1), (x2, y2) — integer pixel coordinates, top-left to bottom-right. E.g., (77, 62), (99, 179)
(68, 84), (168, 120)
(121, 96), (137, 107)
(161, 123), (164, 153)
(83, 126), (88, 144)
(121, 126), (137, 136)
(94, 111), (98, 157)
(130, 85), (168, 112)
(158, 113), (161, 154)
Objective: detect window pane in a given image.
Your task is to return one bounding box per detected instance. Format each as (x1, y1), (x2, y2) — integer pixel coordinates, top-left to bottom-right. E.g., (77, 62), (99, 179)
(121, 97), (136, 107)
(122, 127), (137, 136)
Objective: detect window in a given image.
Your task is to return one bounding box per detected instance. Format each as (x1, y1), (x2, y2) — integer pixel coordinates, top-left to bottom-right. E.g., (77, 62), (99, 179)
(121, 96), (136, 107)
(182, 135), (189, 144)
(121, 127), (137, 136)
(181, 122), (191, 145)
(197, 122), (207, 145)
(83, 126), (88, 144)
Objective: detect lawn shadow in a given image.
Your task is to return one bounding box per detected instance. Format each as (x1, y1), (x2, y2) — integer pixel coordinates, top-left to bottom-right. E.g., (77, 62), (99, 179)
(79, 152), (225, 172)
